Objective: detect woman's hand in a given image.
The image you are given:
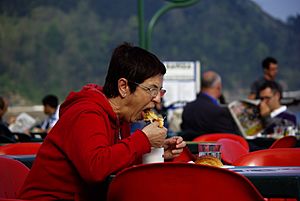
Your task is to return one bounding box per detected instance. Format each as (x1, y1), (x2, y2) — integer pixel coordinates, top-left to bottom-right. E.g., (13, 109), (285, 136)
(163, 136), (186, 160)
(142, 122), (167, 148)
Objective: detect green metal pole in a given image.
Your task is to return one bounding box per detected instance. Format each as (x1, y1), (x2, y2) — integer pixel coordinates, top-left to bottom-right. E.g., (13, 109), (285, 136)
(145, 0), (200, 50)
(138, 0), (145, 48)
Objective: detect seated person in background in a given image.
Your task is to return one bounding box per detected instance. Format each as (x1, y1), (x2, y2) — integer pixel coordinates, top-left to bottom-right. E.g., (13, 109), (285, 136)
(180, 71), (240, 141)
(0, 96), (16, 142)
(248, 56), (283, 100)
(258, 81), (297, 134)
(32, 94), (60, 133)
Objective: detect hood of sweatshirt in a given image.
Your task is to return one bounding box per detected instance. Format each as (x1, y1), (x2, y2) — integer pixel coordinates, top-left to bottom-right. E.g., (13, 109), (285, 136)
(59, 84), (118, 126)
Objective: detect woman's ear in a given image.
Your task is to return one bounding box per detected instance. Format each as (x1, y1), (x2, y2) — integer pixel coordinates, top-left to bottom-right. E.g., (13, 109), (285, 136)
(118, 78), (128, 98)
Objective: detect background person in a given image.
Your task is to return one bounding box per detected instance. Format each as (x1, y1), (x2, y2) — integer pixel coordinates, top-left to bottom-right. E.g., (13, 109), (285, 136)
(18, 42), (185, 201)
(258, 81), (297, 134)
(0, 96), (16, 142)
(248, 56), (282, 100)
(31, 94), (59, 133)
(180, 70), (240, 141)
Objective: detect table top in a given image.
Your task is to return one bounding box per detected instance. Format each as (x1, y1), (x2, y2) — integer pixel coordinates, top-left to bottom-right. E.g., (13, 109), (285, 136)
(228, 166), (300, 199)
(229, 166), (300, 176)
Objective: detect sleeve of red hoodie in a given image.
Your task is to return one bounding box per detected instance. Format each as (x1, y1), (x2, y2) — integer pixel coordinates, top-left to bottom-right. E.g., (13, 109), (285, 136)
(63, 109), (151, 184)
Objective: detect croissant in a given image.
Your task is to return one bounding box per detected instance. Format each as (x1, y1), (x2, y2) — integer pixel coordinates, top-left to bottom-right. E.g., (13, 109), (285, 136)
(144, 110), (164, 128)
(195, 155), (223, 168)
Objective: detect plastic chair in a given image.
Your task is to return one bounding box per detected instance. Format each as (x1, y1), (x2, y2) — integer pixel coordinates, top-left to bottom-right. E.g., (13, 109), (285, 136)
(217, 138), (249, 165)
(0, 156), (30, 199)
(193, 133), (250, 151)
(0, 143), (41, 155)
(172, 147), (196, 162)
(107, 163), (265, 201)
(233, 148), (300, 166)
(269, 136), (297, 149)
(233, 148), (300, 201)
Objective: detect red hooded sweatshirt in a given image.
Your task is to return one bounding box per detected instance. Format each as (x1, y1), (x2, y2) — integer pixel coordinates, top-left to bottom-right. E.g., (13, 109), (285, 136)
(18, 84), (151, 201)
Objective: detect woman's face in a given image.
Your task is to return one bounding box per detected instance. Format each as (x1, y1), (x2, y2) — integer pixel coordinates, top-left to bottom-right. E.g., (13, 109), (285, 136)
(125, 74), (164, 123)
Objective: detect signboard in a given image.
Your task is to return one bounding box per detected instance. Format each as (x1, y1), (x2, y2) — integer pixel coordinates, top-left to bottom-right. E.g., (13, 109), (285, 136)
(163, 61), (201, 107)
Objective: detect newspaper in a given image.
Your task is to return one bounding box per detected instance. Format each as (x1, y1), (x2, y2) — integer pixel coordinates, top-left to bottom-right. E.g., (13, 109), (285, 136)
(228, 99), (264, 139)
(8, 112), (36, 133)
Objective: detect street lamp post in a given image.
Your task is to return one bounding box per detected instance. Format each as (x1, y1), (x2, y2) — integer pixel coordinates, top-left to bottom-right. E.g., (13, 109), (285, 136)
(138, 0), (145, 48)
(138, 0), (200, 50)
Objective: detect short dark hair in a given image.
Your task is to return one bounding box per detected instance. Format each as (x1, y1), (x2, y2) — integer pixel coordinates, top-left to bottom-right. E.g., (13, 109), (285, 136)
(42, 95), (59, 108)
(258, 80), (282, 99)
(103, 42), (166, 98)
(262, 57), (277, 70)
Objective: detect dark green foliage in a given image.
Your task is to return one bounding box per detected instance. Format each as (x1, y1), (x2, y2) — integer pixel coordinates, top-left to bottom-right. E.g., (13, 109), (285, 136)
(0, 0), (299, 104)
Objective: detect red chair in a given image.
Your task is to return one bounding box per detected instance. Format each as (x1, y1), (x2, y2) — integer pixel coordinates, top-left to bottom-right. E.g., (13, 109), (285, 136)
(217, 138), (249, 165)
(193, 133), (249, 151)
(107, 163), (265, 201)
(0, 143), (41, 155)
(269, 136), (297, 149)
(172, 147), (196, 162)
(233, 148), (300, 166)
(233, 148), (300, 201)
(0, 156), (30, 199)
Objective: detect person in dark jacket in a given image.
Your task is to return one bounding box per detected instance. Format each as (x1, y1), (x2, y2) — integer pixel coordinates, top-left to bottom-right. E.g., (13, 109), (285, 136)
(0, 96), (16, 142)
(181, 71), (240, 141)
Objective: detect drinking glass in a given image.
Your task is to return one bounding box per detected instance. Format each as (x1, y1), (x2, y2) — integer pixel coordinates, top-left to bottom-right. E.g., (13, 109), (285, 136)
(198, 142), (221, 160)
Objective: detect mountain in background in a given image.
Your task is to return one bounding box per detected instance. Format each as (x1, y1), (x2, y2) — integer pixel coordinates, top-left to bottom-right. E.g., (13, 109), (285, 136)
(0, 0), (299, 105)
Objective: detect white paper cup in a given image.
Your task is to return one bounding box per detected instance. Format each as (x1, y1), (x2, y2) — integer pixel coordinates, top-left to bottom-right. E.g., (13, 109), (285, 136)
(142, 147), (164, 164)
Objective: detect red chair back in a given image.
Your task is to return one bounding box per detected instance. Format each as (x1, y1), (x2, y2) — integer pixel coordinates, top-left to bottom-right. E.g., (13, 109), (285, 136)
(0, 156), (30, 199)
(233, 148), (300, 166)
(0, 143), (41, 155)
(217, 138), (249, 165)
(193, 133), (249, 151)
(269, 136), (297, 149)
(107, 163), (265, 201)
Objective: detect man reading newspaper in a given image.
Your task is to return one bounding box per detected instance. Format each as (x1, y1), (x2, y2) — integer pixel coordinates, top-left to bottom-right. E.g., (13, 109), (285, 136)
(258, 81), (297, 134)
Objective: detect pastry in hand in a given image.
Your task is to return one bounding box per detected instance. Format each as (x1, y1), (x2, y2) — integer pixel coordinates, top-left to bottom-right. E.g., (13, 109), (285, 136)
(144, 110), (164, 128)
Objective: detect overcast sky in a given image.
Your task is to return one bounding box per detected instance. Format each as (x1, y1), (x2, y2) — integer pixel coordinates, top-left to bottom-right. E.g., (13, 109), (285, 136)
(251, 0), (300, 22)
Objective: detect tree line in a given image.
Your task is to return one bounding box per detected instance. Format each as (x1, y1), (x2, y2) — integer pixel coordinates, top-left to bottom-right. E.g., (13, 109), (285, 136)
(0, 0), (299, 105)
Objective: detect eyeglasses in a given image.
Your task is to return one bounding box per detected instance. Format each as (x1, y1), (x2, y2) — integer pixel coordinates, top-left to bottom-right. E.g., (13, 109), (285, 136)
(260, 96), (273, 101)
(129, 81), (166, 98)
